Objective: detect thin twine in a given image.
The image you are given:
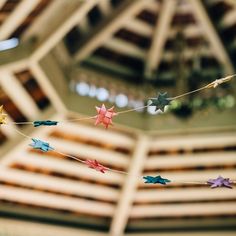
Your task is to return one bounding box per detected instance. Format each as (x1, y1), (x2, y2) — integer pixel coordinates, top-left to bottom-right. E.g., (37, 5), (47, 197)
(116, 105), (149, 115)
(6, 116), (96, 125)
(3, 74), (236, 126)
(13, 127), (33, 139)
(169, 86), (209, 100)
(7, 127), (236, 184)
(53, 150), (85, 164)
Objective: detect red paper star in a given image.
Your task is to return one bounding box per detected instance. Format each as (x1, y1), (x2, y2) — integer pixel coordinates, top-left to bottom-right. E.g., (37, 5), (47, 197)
(85, 159), (108, 173)
(95, 104), (117, 129)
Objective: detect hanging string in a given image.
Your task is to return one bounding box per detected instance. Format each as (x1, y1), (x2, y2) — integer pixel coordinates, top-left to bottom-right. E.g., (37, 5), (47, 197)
(169, 86), (209, 100)
(116, 105), (149, 115)
(6, 126), (236, 185)
(53, 150), (85, 164)
(2, 74), (235, 127)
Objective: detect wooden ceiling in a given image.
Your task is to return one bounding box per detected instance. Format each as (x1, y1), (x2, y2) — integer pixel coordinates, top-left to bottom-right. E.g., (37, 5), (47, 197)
(0, 0), (236, 235)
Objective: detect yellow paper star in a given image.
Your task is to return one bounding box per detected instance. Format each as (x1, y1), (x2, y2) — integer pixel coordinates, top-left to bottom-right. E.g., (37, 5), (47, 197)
(0, 105), (7, 125)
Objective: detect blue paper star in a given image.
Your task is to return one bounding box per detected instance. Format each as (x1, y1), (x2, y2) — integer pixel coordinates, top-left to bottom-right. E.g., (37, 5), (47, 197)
(30, 138), (54, 152)
(33, 120), (58, 127)
(143, 175), (171, 185)
(149, 92), (171, 112)
(207, 176), (233, 188)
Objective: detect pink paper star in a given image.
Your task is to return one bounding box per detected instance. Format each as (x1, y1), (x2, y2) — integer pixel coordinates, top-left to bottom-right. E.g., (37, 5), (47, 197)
(95, 104), (117, 129)
(85, 159), (108, 173)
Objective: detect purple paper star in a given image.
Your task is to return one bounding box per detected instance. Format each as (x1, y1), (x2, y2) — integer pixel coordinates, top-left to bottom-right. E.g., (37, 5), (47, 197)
(207, 176), (233, 189)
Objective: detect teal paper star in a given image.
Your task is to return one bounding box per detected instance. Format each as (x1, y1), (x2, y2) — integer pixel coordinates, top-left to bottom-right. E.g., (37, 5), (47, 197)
(33, 120), (58, 127)
(149, 92), (171, 112)
(30, 138), (54, 152)
(143, 175), (171, 185)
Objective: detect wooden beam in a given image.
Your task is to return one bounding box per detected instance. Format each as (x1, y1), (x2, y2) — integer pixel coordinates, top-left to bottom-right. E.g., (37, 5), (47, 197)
(109, 135), (149, 236)
(29, 61), (67, 113)
(74, 0), (148, 62)
(149, 132), (236, 150)
(145, 152), (236, 169)
(145, 0), (177, 79)
(54, 122), (135, 149)
(30, 0), (99, 62)
(124, 19), (153, 37)
(131, 202), (236, 218)
(0, 0), (6, 9)
(104, 38), (146, 59)
(0, 168), (119, 202)
(0, 185), (115, 217)
(189, 0), (234, 74)
(220, 8), (236, 27)
(135, 187), (236, 203)
(0, 71), (40, 119)
(0, 0), (40, 40)
(98, 0), (112, 16)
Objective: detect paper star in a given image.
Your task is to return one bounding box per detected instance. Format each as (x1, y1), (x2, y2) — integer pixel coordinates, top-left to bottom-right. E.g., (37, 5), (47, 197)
(33, 120), (58, 127)
(95, 104), (117, 129)
(143, 175), (171, 185)
(0, 105), (7, 125)
(149, 92), (171, 112)
(85, 159), (108, 173)
(207, 176), (233, 188)
(30, 138), (54, 152)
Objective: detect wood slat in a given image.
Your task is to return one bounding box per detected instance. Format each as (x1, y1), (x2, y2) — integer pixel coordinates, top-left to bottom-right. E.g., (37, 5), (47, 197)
(131, 202), (236, 218)
(0, 185), (115, 217)
(145, 152), (236, 169)
(135, 187), (236, 203)
(149, 133), (236, 150)
(10, 154), (125, 185)
(0, 168), (119, 202)
(45, 137), (129, 168)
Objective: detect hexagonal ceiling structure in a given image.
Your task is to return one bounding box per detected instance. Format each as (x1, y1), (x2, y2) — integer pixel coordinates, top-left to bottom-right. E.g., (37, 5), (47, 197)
(0, 0), (236, 236)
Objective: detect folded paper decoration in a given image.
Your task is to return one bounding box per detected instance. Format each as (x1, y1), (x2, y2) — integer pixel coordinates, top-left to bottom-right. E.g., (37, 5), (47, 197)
(149, 92), (171, 112)
(95, 104), (117, 129)
(143, 175), (171, 184)
(207, 175), (233, 188)
(33, 120), (58, 127)
(85, 159), (108, 173)
(30, 138), (54, 152)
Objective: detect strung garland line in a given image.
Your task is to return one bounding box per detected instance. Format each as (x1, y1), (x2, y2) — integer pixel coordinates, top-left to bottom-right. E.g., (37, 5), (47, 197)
(7, 116), (97, 125)
(2, 74), (235, 127)
(116, 105), (149, 115)
(0, 74), (236, 187)
(8, 126), (236, 187)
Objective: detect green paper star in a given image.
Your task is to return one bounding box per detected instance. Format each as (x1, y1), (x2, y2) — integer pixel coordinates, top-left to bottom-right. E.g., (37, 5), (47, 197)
(149, 92), (171, 112)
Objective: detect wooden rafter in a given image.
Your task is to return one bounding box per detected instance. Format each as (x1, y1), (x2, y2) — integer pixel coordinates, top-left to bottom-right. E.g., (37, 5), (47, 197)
(189, 0), (234, 74)
(0, 71), (40, 119)
(110, 135), (149, 236)
(74, 0), (149, 62)
(0, 0), (40, 40)
(0, 0), (6, 9)
(30, 0), (99, 62)
(29, 61), (67, 113)
(145, 0), (177, 79)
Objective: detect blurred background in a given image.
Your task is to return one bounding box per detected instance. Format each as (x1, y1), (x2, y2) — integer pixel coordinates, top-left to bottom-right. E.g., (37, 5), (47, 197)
(0, 0), (236, 235)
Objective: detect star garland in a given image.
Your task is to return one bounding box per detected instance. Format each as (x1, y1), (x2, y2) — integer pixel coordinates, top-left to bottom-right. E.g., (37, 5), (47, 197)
(0, 74), (236, 188)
